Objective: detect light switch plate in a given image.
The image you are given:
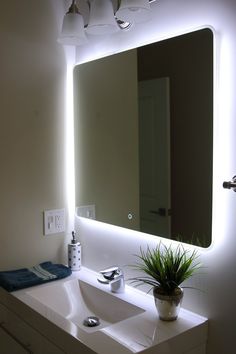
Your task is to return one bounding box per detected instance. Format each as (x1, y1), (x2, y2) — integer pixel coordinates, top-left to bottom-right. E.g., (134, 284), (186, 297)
(44, 208), (65, 235)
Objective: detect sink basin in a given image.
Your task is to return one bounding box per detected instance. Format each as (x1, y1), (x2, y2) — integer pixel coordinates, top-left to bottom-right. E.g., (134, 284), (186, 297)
(26, 278), (145, 332)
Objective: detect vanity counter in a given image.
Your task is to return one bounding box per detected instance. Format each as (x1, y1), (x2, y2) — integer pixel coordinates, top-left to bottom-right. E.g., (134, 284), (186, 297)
(0, 267), (208, 354)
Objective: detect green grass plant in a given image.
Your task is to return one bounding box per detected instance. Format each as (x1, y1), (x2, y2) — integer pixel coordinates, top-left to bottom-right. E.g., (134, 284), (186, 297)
(130, 242), (201, 295)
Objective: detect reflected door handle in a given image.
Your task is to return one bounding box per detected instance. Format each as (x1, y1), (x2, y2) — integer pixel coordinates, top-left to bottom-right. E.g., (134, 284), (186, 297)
(150, 208), (167, 217)
(223, 175), (236, 192)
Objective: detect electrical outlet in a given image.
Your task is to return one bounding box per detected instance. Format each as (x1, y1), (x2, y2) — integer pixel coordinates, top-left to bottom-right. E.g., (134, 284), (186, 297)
(44, 208), (65, 235)
(54, 209), (65, 233)
(76, 205), (96, 219)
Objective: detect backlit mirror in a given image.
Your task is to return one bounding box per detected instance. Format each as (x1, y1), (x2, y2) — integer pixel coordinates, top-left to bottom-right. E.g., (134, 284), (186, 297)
(74, 28), (213, 247)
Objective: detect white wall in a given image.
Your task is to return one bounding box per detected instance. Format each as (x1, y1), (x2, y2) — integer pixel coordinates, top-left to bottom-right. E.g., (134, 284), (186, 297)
(74, 50), (140, 231)
(74, 1), (236, 354)
(0, 0), (70, 269)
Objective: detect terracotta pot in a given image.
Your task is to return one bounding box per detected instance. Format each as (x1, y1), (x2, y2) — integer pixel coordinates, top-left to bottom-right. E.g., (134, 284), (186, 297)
(153, 287), (184, 321)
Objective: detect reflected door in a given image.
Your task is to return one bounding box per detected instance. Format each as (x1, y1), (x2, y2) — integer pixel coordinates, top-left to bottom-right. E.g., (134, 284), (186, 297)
(139, 77), (171, 238)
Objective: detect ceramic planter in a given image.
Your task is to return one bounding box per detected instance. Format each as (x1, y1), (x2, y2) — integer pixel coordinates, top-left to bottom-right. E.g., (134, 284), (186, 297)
(153, 287), (184, 321)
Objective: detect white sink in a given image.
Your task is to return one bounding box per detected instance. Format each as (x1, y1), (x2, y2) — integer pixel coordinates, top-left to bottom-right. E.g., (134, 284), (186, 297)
(26, 278), (145, 332)
(12, 268), (208, 354)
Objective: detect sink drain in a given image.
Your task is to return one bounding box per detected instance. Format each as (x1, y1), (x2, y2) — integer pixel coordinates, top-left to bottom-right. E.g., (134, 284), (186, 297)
(83, 316), (100, 328)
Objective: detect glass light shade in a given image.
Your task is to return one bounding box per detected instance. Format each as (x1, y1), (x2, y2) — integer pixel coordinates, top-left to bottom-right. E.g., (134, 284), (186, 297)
(86, 0), (119, 35)
(58, 13), (87, 46)
(116, 0), (151, 23)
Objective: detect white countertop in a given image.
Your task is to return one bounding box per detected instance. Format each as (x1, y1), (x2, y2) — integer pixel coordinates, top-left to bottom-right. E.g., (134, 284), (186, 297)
(8, 267), (208, 354)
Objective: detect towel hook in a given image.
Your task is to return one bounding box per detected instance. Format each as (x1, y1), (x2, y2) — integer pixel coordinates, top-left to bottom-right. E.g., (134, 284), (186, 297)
(223, 175), (236, 192)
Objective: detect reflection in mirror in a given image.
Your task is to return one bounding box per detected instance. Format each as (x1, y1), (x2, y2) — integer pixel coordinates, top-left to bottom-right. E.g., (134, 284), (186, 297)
(74, 28), (213, 248)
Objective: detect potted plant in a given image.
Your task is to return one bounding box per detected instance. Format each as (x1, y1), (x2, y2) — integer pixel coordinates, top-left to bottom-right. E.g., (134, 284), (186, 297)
(130, 242), (201, 321)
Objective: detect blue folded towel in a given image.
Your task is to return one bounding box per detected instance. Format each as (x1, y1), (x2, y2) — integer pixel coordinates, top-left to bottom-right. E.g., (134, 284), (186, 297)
(0, 261), (72, 292)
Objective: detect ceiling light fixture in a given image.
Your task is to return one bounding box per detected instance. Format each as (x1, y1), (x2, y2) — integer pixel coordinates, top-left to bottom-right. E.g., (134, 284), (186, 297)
(58, 0), (87, 45)
(115, 0), (151, 23)
(86, 0), (120, 35)
(58, 0), (156, 46)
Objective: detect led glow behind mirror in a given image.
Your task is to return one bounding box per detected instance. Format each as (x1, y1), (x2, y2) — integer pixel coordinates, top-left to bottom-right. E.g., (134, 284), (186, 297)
(74, 28), (213, 248)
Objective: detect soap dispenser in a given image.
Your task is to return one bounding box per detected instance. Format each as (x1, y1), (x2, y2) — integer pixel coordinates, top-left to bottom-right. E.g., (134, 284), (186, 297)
(68, 231), (81, 271)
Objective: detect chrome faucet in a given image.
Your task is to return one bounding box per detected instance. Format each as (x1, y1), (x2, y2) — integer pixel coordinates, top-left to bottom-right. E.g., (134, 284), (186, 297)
(98, 266), (125, 293)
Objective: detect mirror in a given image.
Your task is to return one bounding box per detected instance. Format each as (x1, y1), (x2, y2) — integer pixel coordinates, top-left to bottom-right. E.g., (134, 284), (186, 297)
(74, 28), (213, 248)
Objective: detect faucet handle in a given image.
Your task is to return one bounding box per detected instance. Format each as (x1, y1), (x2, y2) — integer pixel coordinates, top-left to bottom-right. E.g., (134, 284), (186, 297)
(99, 266), (122, 281)
(98, 266), (125, 293)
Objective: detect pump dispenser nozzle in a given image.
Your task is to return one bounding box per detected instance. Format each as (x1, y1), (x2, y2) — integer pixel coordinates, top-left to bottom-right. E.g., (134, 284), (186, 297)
(71, 231), (77, 244)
